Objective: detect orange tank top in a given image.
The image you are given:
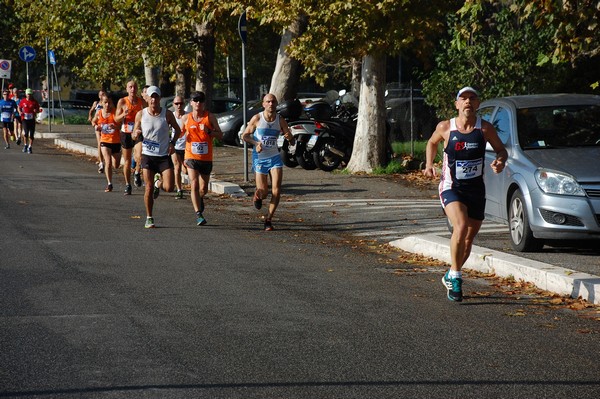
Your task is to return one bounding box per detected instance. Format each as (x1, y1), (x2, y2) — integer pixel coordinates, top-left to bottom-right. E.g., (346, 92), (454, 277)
(121, 96), (143, 133)
(184, 111), (213, 161)
(97, 110), (121, 144)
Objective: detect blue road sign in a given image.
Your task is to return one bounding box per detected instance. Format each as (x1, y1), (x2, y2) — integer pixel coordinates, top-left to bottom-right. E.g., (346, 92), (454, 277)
(238, 12), (247, 45)
(48, 50), (56, 65)
(19, 46), (36, 63)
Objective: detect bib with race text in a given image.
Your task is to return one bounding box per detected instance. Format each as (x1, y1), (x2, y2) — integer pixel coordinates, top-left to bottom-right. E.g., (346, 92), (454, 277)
(191, 141), (208, 155)
(456, 158), (483, 180)
(143, 139), (161, 155)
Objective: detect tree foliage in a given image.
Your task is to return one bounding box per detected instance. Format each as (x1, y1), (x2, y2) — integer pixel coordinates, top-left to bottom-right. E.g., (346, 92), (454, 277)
(250, 0), (456, 86)
(11, 0), (242, 90)
(522, 0), (600, 65)
(421, 1), (565, 118)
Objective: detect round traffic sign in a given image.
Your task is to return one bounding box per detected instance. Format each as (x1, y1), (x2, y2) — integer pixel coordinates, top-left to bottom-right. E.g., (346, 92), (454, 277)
(19, 46), (36, 62)
(238, 12), (247, 45)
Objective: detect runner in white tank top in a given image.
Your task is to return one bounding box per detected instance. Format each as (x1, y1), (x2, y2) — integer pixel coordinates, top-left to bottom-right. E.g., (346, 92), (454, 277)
(132, 86), (182, 228)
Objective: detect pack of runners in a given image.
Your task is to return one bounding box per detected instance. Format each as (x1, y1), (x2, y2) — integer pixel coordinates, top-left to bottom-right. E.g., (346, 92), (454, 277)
(88, 83), (294, 232)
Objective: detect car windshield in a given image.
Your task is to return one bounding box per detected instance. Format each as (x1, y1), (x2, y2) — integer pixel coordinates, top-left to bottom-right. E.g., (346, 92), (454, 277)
(517, 104), (600, 148)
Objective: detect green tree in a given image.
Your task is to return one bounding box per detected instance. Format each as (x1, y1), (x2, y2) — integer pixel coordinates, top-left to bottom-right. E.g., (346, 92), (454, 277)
(523, 0), (600, 66)
(272, 0), (458, 172)
(12, 0), (241, 100)
(422, 1), (563, 118)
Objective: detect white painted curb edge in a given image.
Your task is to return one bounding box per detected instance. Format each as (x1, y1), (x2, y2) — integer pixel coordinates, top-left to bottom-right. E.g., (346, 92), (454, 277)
(54, 138), (247, 197)
(391, 235), (600, 305)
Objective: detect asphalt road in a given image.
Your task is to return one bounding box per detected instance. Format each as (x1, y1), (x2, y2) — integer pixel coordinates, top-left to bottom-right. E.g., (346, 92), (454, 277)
(1, 139), (599, 398)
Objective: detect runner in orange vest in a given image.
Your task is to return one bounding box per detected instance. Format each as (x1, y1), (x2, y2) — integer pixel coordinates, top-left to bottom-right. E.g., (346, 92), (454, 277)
(181, 91), (223, 226)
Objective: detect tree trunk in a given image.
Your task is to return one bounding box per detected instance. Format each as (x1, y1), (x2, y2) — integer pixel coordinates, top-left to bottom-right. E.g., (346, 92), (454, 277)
(142, 53), (160, 87)
(350, 57), (361, 99)
(269, 14), (308, 101)
(175, 64), (192, 98)
(194, 21), (215, 107)
(347, 54), (387, 173)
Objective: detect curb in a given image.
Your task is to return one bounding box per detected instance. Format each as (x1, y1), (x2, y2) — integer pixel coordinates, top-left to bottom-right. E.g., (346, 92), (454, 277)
(391, 235), (600, 304)
(53, 137), (247, 198)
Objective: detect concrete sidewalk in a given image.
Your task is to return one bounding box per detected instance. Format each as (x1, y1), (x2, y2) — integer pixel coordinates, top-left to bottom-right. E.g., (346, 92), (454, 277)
(46, 129), (247, 197)
(44, 125), (600, 304)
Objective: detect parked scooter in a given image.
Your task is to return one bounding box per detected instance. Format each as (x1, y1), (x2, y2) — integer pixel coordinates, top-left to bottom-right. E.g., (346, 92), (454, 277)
(307, 90), (358, 171)
(281, 90), (348, 170)
(275, 99), (318, 169)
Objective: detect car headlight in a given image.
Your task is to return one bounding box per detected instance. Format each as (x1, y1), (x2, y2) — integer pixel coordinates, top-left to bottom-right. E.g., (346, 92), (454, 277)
(534, 168), (585, 196)
(217, 114), (235, 125)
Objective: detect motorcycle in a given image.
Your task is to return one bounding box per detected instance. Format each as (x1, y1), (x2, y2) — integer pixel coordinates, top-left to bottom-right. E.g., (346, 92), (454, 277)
(277, 90), (358, 171)
(277, 121), (318, 168)
(278, 90), (349, 170)
(274, 99), (319, 169)
(306, 90), (358, 171)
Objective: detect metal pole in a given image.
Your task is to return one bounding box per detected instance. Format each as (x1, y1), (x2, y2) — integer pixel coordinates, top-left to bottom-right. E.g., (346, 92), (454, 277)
(53, 63), (64, 124)
(46, 38), (51, 131)
(410, 80), (414, 157)
(242, 41), (248, 182)
(226, 56), (231, 98)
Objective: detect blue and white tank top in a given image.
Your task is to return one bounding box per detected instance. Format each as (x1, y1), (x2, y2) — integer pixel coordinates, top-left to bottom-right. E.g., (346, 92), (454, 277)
(141, 107), (171, 157)
(172, 112), (187, 151)
(440, 117), (486, 191)
(253, 112), (281, 160)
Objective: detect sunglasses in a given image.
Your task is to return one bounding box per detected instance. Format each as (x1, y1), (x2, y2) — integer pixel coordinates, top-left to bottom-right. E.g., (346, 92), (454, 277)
(192, 97), (205, 103)
(173, 102), (183, 105)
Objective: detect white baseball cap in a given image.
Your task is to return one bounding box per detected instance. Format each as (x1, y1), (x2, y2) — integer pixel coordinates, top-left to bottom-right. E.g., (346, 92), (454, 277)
(147, 85), (161, 97)
(456, 86), (479, 100)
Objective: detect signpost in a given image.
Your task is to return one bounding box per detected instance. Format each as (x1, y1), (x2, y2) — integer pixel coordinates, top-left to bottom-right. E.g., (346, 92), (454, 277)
(48, 49), (64, 125)
(0, 59), (11, 91)
(238, 11), (249, 182)
(0, 59), (11, 79)
(19, 45), (36, 89)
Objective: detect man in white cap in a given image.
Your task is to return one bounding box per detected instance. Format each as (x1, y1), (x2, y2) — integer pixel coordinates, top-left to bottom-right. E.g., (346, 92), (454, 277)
(423, 86), (508, 302)
(132, 85), (181, 228)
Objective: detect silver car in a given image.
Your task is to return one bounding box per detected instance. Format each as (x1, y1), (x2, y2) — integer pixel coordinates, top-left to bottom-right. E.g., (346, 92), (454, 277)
(479, 94), (600, 251)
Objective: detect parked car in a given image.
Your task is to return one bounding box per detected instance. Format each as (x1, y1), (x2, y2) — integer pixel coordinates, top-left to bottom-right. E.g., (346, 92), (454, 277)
(36, 100), (92, 122)
(219, 93), (328, 146)
(217, 99), (265, 146)
(478, 94), (600, 251)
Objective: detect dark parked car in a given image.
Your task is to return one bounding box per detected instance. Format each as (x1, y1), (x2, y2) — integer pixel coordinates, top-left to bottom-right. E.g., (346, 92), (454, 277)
(216, 99), (265, 146)
(478, 94), (600, 251)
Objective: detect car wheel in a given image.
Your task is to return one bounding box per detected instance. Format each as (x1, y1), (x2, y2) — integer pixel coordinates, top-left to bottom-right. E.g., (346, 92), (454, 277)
(509, 190), (544, 252)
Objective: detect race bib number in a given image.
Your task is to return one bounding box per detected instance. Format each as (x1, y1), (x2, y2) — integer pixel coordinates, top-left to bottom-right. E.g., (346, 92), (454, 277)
(101, 124), (115, 134)
(1, 111), (10, 120)
(143, 139), (160, 155)
(456, 158), (483, 180)
(24, 113), (34, 120)
(191, 141), (208, 155)
(123, 121), (134, 133)
(261, 136), (277, 148)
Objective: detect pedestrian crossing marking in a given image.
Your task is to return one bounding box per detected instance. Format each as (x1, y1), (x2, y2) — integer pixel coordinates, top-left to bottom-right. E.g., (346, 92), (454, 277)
(288, 197), (507, 241)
